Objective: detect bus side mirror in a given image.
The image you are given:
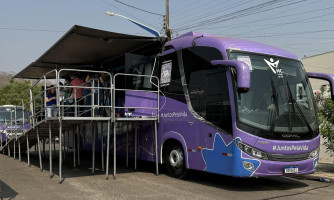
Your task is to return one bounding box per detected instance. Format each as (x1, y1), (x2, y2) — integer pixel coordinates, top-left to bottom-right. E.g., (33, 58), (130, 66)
(307, 72), (334, 101)
(211, 60), (250, 92)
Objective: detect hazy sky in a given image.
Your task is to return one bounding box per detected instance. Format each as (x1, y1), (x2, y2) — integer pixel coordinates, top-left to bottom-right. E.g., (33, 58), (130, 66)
(1, 0), (333, 73)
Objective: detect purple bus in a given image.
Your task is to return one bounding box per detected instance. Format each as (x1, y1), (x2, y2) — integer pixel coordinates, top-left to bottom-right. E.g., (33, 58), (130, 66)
(80, 31), (334, 178)
(0, 105), (29, 144)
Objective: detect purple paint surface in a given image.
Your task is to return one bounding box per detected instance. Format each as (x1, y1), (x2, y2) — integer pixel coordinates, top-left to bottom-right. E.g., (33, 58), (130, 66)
(166, 32), (298, 60)
(125, 91), (158, 117)
(211, 60), (250, 88)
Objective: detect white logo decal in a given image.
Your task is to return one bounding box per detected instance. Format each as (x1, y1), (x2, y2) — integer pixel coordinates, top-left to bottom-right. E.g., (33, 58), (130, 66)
(264, 58), (283, 78)
(161, 111), (187, 118)
(272, 145), (308, 151)
(282, 134), (300, 138)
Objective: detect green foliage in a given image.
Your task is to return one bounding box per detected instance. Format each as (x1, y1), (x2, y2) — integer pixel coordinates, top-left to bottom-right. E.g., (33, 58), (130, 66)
(0, 80), (41, 111)
(315, 86), (334, 157)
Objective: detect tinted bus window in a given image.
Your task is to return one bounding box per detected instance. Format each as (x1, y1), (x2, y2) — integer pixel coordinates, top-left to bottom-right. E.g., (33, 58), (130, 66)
(183, 46), (232, 133)
(158, 52), (186, 103)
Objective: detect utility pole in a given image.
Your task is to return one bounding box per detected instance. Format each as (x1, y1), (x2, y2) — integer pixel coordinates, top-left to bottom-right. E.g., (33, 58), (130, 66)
(165, 0), (172, 40)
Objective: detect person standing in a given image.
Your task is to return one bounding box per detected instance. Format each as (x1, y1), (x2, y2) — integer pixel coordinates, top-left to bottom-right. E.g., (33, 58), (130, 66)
(46, 86), (57, 117)
(70, 74), (84, 116)
(64, 77), (72, 116)
(64, 77), (71, 99)
(83, 73), (92, 116)
(93, 73), (106, 117)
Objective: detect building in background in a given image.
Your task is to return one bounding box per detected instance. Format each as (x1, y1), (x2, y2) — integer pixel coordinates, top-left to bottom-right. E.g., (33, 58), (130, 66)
(302, 51), (334, 162)
(302, 51), (334, 95)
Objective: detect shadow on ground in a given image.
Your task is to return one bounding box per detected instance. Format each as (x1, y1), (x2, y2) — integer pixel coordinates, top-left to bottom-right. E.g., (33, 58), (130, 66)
(0, 179), (18, 200)
(6, 149), (313, 192)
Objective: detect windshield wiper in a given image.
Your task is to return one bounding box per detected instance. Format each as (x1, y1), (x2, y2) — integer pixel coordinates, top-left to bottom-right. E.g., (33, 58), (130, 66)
(267, 77), (279, 135)
(271, 78), (280, 116)
(286, 81), (313, 136)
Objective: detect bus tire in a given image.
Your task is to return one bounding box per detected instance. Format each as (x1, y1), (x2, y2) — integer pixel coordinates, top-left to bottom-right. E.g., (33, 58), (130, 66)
(165, 143), (187, 179)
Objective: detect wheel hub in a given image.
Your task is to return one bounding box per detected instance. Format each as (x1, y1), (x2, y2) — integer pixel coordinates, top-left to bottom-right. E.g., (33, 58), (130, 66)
(169, 148), (184, 168)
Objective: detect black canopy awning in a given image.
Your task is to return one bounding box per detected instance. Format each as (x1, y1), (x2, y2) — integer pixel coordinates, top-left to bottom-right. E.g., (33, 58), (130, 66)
(14, 25), (164, 79)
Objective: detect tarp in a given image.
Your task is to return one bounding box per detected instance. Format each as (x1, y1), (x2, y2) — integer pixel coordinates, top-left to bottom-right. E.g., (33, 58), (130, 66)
(14, 25), (163, 79)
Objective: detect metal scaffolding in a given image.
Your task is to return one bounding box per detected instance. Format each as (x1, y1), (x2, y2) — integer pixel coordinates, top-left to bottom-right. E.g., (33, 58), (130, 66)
(0, 68), (160, 184)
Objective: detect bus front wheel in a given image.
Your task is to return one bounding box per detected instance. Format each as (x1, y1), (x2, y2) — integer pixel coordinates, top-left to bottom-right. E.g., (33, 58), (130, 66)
(165, 144), (187, 178)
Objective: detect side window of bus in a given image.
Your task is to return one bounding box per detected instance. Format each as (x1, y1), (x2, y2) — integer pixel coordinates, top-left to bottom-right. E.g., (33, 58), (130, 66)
(127, 62), (154, 90)
(125, 53), (155, 90)
(157, 52), (186, 103)
(183, 46), (232, 133)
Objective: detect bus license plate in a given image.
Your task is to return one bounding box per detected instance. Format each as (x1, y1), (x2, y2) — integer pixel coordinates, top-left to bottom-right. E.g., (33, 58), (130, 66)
(284, 166), (298, 174)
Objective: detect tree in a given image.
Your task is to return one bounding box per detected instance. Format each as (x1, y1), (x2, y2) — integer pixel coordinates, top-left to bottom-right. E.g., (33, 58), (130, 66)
(315, 86), (334, 157)
(0, 79), (41, 111)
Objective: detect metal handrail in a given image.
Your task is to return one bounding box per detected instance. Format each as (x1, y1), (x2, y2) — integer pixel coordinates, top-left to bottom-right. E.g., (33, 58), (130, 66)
(18, 68), (115, 120)
(113, 73), (160, 121)
(58, 69), (113, 116)
(2, 69), (163, 157)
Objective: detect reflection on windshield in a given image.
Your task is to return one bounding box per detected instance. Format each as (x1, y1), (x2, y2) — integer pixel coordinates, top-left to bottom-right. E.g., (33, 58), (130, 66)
(230, 52), (317, 134)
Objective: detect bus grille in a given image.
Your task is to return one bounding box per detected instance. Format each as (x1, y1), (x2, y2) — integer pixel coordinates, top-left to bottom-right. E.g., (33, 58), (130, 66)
(267, 153), (310, 162)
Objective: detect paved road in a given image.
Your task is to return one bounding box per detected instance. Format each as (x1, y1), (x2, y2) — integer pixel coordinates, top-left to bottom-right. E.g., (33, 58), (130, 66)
(0, 152), (333, 200)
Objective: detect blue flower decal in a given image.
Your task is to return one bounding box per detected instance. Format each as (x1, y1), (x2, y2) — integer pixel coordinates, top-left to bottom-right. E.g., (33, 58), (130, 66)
(202, 134), (261, 177)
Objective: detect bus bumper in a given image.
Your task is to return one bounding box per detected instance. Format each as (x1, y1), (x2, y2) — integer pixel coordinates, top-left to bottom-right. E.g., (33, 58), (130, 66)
(246, 156), (319, 177)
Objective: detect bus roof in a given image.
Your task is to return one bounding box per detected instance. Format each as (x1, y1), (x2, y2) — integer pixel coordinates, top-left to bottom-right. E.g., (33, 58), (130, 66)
(165, 31), (298, 60)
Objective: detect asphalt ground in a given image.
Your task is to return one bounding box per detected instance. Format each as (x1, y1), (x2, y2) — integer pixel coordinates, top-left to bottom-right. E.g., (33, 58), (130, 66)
(0, 149), (333, 200)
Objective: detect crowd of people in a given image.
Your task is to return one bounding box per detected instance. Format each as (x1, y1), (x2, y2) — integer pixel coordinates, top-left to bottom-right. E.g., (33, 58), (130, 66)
(44, 72), (112, 118)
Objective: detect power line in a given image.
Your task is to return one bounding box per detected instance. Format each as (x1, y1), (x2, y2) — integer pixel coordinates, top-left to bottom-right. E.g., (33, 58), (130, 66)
(100, 0), (157, 29)
(172, 0), (249, 27)
(174, 0), (306, 31)
(203, 1), (328, 30)
(278, 36), (334, 42)
(171, 0), (223, 20)
(173, 0), (278, 29)
(235, 28), (334, 38)
(150, 5), (168, 30)
(205, 18), (332, 30)
(189, 0), (307, 30)
(0, 27), (65, 33)
(208, 0), (312, 30)
(151, 20), (164, 31)
(231, 11), (334, 37)
(170, 0), (202, 15)
(114, 0), (164, 16)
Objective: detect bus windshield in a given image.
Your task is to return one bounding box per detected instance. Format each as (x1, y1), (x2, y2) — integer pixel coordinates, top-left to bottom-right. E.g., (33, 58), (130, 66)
(229, 52), (318, 139)
(0, 107), (29, 124)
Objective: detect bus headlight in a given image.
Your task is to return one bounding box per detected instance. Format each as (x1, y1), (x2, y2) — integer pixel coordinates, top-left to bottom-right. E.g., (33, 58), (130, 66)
(309, 146), (320, 158)
(236, 140), (268, 160)
(243, 161), (254, 171)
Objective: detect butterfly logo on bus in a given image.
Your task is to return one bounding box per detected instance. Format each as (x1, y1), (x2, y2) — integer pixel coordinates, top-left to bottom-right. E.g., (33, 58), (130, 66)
(264, 58), (283, 78)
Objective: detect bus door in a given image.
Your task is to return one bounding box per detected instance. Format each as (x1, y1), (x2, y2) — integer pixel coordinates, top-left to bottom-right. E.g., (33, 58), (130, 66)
(187, 68), (233, 171)
(204, 70), (233, 152)
(187, 69), (233, 173)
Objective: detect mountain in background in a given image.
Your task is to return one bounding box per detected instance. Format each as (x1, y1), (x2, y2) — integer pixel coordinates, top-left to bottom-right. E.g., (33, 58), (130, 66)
(0, 71), (15, 87)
